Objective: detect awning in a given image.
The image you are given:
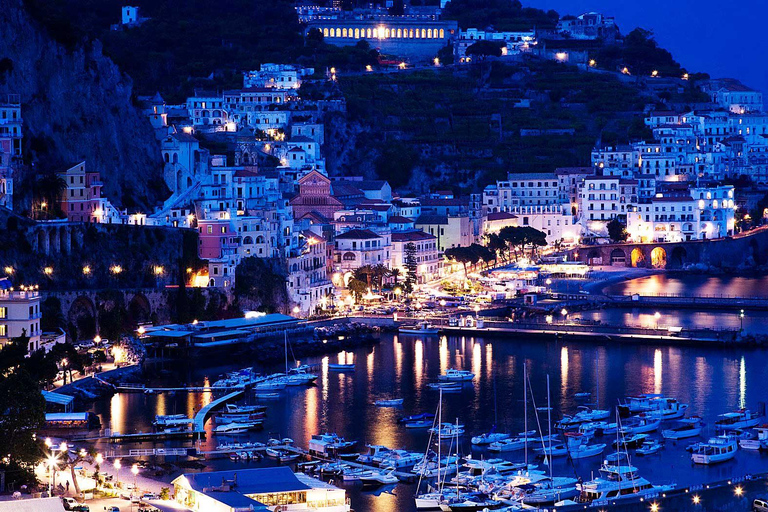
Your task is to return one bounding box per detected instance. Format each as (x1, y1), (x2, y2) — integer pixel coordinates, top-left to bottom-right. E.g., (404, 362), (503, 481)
(42, 390), (74, 406)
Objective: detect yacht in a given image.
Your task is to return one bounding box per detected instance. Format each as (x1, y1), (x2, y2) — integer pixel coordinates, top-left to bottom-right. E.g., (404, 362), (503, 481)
(739, 427), (768, 450)
(224, 403), (267, 414)
(213, 422), (261, 434)
(691, 436), (738, 464)
(618, 415), (661, 435)
(361, 467), (399, 486)
(308, 433), (356, 458)
(556, 406), (611, 430)
(568, 442), (606, 460)
(376, 398), (404, 407)
(642, 398), (689, 421)
(578, 462), (674, 501)
(617, 394), (667, 417)
(636, 438), (664, 456)
(430, 423), (465, 440)
(714, 409), (761, 431)
(488, 432), (544, 452)
(265, 447), (300, 463)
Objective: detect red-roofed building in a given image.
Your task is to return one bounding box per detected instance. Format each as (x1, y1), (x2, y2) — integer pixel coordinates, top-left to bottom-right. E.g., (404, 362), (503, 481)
(290, 170), (343, 220)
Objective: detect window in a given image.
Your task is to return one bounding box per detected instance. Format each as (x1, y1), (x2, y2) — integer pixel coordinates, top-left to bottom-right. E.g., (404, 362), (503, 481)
(0, 307), (4, 319)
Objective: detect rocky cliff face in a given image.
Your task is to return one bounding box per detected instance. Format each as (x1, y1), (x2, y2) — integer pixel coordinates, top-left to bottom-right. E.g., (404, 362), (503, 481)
(0, 0), (167, 210)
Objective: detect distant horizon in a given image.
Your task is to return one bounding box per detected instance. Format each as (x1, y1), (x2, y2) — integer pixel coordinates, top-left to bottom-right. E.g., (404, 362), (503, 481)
(526, 0), (768, 96)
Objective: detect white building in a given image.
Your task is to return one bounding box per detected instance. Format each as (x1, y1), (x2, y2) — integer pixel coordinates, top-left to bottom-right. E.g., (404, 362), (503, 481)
(0, 280), (41, 354)
(243, 64), (315, 90)
(333, 228), (391, 273)
(580, 176), (638, 235)
(483, 172), (559, 213)
(391, 230), (440, 283)
(287, 231), (334, 315)
(510, 205), (579, 245)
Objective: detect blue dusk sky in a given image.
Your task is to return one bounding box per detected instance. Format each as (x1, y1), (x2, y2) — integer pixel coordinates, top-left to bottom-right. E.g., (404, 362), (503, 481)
(526, 0), (768, 94)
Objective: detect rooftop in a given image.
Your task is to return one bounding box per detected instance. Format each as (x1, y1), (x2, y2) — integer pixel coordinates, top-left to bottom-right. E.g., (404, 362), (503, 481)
(335, 228), (381, 240)
(392, 230), (436, 242)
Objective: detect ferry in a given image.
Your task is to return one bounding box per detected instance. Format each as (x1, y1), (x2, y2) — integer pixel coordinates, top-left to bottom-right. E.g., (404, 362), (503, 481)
(714, 409), (761, 431)
(691, 436), (738, 464)
(578, 462), (674, 502)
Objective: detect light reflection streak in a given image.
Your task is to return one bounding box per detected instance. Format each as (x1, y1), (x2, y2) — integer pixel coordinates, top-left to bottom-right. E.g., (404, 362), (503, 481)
(484, 342), (493, 382)
(654, 349), (662, 395)
(414, 339), (423, 386)
(472, 341), (482, 384)
(367, 347), (375, 386)
(739, 356), (746, 409)
(321, 355), (329, 403)
(394, 336), (403, 382)
(560, 346), (569, 395)
(440, 336), (449, 373)
(305, 386), (319, 445)
(110, 393), (126, 435)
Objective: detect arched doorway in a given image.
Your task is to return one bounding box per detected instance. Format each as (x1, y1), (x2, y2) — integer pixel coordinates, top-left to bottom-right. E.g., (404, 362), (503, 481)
(630, 248), (645, 267)
(127, 294), (152, 327)
(651, 247), (667, 268)
(670, 247), (687, 269)
(610, 249), (626, 266)
(587, 249), (602, 266)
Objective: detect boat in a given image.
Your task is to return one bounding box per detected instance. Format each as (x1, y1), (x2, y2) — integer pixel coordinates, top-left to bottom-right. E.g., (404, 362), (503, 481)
(612, 433), (649, 449)
(642, 398), (689, 421)
(399, 321), (440, 335)
(439, 496), (501, 511)
(225, 403), (267, 414)
(438, 369), (475, 382)
(691, 436), (738, 464)
(635, 438), (663, 456)
(153, 414), (193, 427)
(534, 442), (568, 458)
(714, 409), (762, 431)
(662, 417), (704, 440)
(405, 420), (433, 429)
(213, 422), (261, 434)
(617, 394), (667, 417)
(427, 382), (463, 391)
(487, 432), (547, 452)
(471, 432), (511, 446)
(361, 468), (399, 486)
(556, 406), (611, 429)
(376, 449), (423, 468)
(265, 447), (300, 463)
(308, 433), (356, 458)
(328, 363), (356, 371)
(342, 467), (375, 482)
(376, 398), (404, 407)
(216, 413), (266, 424)
(568, 442), (606, 460)
(578, 462), (675, 501)
(739, 427), (768, 450)
(619, 415), (661, 435)
(430, 423), (465, 440)
(399, 413), (435, 424)
(574, 392), (591, 400)
(253, 392), (281, 400)
(254, 380), (286, 391)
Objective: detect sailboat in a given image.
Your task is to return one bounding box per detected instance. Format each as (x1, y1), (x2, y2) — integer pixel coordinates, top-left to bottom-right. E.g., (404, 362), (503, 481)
(471, 376), (511, 445)
(279, 332), (318, 386)
(414, 389), (454, 509)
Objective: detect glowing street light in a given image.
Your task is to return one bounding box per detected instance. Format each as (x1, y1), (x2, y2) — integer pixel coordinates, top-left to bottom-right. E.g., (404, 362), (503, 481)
(82, 265), (91, 275)
(114, 458), (121, 486)
(692, 495), (700, 505)
(734, 485), (743, 497)
(131, 463), (139, 493)
(588, 59), (596, 67)
(43, 266), (53, 276)
(546, 315), (553, 324)
(739, 309), (745, 330)
(95, 453), (103, 465)
(654, 311), (661, 329)
(94, 334), (102, 344)
(650, 503), (659, 512)
(110, 265), (123, 275)
(46, 453), (58, 495)
(137, 325), (146, 335)
(3, 266), (13, 275)
(153, 265), (164, 276)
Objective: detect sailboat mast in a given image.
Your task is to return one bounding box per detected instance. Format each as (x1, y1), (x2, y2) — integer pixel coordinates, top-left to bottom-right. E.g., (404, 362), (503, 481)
(524, 364), (528, 467)
(437, 388), (442, 491)
(284, 331), (288, 374)
(547, 374), (552, 482)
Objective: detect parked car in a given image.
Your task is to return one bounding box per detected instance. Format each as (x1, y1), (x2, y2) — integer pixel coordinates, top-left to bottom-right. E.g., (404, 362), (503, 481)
(754, 498), (768, 512)
(61, 497), (79, 510)
(71, 506), (89, 512)
(141, 493), (159, 501)
(107, 507), (120, 512)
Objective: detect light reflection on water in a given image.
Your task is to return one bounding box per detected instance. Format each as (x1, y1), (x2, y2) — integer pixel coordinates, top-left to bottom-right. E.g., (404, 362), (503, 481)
(89, 333), (768, 511)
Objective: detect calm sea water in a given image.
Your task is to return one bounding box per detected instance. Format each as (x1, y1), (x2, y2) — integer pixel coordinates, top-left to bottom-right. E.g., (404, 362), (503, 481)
(90, 332), (768, 511)
(604, 274), (768, 298)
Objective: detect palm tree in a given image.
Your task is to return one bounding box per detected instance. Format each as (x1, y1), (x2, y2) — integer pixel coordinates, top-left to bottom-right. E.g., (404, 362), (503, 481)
(390, 268), (401, 286)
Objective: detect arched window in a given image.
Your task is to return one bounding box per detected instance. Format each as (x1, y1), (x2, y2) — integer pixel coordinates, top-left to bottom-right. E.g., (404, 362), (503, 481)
(343, 252), (356, 261)
(439, 29), (445, 38)
(367, 28), (372, 38)
(323, 28), (329, 37)
(421, 29), (427, 38)
(354, 28), (360, 39)
(164, 153), (169, 163)
(172, 153), (179, 164)
(385, 28), (390, 38)
(342, 28), (348, 37)
(427, 28), (433, 38)
(243, 236), (253, 244)
(209, 278), (216, 287)
(396, 28), (402, 38)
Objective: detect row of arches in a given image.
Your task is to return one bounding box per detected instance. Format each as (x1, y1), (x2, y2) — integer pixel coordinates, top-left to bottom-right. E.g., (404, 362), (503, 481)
(590, 246), (688, 269)
(34, 226), (78, 255)
(323, 26), (446, 40)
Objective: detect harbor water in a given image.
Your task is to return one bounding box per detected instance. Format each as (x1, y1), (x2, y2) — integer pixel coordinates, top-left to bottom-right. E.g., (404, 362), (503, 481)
(89, 331), (768, 511)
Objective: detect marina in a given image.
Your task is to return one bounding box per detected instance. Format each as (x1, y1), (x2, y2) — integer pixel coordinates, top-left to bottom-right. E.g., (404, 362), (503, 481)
(78, 330), (768, 511)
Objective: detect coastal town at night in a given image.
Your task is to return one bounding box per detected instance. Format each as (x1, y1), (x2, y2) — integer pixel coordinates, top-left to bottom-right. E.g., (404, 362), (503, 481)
(1, 0), (768, 510)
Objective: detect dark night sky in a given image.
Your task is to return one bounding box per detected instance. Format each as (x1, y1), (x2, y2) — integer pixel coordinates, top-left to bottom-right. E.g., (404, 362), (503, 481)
(526, 0), (768, 95)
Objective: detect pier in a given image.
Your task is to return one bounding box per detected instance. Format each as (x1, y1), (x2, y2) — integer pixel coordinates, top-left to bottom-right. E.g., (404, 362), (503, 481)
(193, 389), (244, 434)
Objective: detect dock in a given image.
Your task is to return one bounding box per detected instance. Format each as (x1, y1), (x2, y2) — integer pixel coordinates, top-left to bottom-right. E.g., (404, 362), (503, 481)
(193, 390), (244, 434)
(116, 383), (248, 393)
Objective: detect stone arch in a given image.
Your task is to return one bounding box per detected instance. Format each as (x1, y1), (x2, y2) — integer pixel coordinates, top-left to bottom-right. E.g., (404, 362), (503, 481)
(670, 246), (687, 269)
(243, 236), (253, 244)
(255, 235), (265, 244)
(610, 248), (626, 266)
(59, 227), (69, 254)
(630, 247), (645, 267)
(586, 248), (602, 266)
(650, 247), (667, 269)
(127, 293), (152, 326)
(67, 296), (97, 341)
(343, 251), (356, 261)
(209, 278), (216, 287)
(48, 229), (58, 254)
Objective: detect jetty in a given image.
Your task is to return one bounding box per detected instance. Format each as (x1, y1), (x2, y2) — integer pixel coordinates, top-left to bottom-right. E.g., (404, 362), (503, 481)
(193, 389), (244, 434)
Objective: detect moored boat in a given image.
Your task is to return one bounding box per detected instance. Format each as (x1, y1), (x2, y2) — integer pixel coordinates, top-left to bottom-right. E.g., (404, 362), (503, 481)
(691, 436), (737, 464)
(714, 409), (761, 431)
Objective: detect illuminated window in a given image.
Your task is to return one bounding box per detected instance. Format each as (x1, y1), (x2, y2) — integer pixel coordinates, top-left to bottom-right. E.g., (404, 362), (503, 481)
(206, 225), (213, 234)
(385, 28), (390, 38)
(397, 28), (402, 38)
(367, 28), (372, 38)
(428, 28), (433, 38)
(323, 28), (329, 37)
(0, 325), (5, 336)
(422, 29), (427, 38)
(439, 29), (445, 38)
(0, 307), (5, 319)
(409, 29), (414, 38)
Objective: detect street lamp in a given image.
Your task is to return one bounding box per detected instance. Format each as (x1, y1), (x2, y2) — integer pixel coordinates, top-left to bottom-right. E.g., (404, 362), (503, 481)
(654, 311), (661, 329)
(474, 305), (480, 318)
(560, 308), (568, 323)
(740, 309), (745, 330)
(131, 463), (139, 495)
(114, 459), (121, 487)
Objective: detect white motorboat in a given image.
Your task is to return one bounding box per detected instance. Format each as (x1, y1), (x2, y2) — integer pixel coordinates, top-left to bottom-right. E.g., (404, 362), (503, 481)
(376, 398), (404, 407)
(714, 409), (761, 431)
(471, 432), (511, 445)
(642, 398), (689, 421)
(216, 413), (265, 424)
(568, 442), (606, 459)
(376, 449), (423, 468)
(691, 436), (738, 464)
(488, 432), (544, 452)
(361, 468), (399, 486)
(153, 414), (192, 427)
(399, 322), (440, 335)
(556, 406), (610, 429)
(342, 467), (375, 482)
(740, 427), (768, 450)
(427, 382), (463, 391)
(619, 415), (661, 435)
(308, 433), (356, 458)
(662, 417), (704, 440)
(430, 423), (465, 439)
(438, 369), (475, 382)
(265, 447), (300, 463)
(635, 438), (663, 456)
(254, 380), (286, 391)
(214, 422), (261, 434)
(578, 462), (675, 501)
(225, 403), (267, 414)
(617, 394), (667, 417)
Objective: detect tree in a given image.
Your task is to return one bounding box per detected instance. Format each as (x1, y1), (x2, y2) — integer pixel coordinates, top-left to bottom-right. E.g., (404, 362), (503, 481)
(465, 40), (503, 60)
(607, 219), (629, 243)
(470, 243), (495, 268)
(353, 265), (375, 290)
(347, 277), (368, 301)
(390, 268), (401, 286)
(403, 243), (418, 294)
(444, 246), (479, 279)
